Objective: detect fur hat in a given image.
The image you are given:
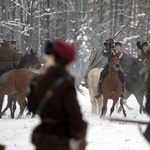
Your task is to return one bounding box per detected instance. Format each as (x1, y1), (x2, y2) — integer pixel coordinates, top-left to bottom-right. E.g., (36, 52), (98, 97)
(44, 40), (76, 63)
(136, 41), (150, 50)
(142, 41), (150, 47)
(104, 38), (114, 47)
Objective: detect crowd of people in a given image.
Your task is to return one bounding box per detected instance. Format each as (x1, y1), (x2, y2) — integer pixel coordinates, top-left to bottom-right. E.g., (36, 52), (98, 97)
(0, 37), (150, 149)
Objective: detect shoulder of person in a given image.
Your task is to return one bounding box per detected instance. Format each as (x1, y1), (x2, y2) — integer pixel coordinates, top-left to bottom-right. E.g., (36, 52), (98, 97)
(64, 72), (75, 85)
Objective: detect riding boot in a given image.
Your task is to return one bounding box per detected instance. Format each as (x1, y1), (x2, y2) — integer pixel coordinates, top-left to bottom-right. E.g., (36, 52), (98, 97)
(120, 85), (125, 98)
(95, 81), (103, 98)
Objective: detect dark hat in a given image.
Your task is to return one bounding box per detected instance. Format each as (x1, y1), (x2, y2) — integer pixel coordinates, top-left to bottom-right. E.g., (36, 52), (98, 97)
(44, 40), (76, 63)
(136, 41), (150, 50)
(103, 38), (114, 47)
(10, 41), (16, 44)
(106, 38), (114, 45)
(115, 42), (122, 47)
(141, 41), (150, 47)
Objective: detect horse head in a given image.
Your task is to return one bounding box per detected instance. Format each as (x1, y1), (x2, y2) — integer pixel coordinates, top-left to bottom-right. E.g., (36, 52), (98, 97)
(19, 49), (41, 70)
(109, 53), (120, 72)
(120, 53), (133, 75)
(29, 49), (41, 70)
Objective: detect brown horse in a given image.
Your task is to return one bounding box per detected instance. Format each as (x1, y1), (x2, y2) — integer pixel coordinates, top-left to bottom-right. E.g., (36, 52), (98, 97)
(0, 50), (41, 119)
(0, 68), (37, 119)
(101, 53), (126, 118)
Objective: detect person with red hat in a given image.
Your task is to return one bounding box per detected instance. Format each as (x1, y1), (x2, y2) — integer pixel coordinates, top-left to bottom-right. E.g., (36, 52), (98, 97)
(27, 40), (87, 150)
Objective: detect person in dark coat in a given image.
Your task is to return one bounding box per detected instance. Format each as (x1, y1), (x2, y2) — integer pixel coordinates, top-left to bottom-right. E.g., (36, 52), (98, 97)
(137, 41), (150, 80)
(81, 38), (114, 88)
(136, 41), (150, 61)
(0, 40), (20, 76)
(95, 41), (125, 98)
(27, 40), (88, 150)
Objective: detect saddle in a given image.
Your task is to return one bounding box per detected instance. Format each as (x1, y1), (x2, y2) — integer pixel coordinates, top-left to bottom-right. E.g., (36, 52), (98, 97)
(0, 70), (15, 85)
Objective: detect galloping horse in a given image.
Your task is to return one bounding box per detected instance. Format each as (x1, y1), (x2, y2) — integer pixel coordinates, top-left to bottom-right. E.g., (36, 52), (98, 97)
(119, 55), (146, 114)
(0, 49), (41, 118)
(87, 52), (146, 116)
(100, 53), (126, 118)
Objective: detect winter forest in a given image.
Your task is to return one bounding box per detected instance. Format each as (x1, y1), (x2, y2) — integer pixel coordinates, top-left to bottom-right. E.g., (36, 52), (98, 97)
(0, 0), (150, 75)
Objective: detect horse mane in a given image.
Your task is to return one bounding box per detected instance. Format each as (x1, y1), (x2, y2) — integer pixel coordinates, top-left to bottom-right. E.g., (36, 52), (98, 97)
(18, 49), (40, 69)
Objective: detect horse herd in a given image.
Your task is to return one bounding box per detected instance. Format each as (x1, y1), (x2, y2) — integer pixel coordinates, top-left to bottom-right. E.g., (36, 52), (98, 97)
(87, 52), (147, 118)
(0, 49), (42, 119)
(0, 50), (148, 119)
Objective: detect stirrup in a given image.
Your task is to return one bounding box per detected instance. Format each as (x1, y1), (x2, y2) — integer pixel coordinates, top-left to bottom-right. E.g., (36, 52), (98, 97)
(95, 93), (101, 98)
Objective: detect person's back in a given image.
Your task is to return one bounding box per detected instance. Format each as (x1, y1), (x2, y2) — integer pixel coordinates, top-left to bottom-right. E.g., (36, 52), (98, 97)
(0, 40), (20, 75)
(28, 40), (87, 150)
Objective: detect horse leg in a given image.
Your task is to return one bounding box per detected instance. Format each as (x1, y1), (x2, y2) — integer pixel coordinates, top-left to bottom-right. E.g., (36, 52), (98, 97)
(10, 93), (18, 118)
(120, 97), (127, 117)
(16, 94), (27, 119)
(1, 94), (17, 118)
(92, 101), (97, 114)
(11, 99), (17, 118)
(97, 96), (103, 115)
(90, 93), (97, 114)
(134, 93), (146, 114)
(100, 98), (108, 118)
(117, 91), (131, 112)
(1, 96), (12, 117)
(110, 98), (119, 116)
(0, 96), (4, 118)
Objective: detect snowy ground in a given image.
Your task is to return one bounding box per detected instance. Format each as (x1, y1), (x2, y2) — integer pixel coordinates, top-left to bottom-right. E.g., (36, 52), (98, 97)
(0, 87), (150, 150)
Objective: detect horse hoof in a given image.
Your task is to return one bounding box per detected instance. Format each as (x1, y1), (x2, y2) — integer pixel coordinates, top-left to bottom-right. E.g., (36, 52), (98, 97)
(17, 114), (23, 119)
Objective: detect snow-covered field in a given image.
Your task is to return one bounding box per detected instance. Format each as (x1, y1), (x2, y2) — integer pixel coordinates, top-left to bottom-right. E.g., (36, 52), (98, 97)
(0, 87), (150, 150)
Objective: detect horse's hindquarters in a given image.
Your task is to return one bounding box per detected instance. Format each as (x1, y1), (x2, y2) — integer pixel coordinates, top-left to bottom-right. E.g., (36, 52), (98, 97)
(87, 68), (104, 114)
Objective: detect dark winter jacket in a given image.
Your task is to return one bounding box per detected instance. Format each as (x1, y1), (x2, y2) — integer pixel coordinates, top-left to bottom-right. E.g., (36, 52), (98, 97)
(28, 66), (87, 139)
(102, 47), (123, 62)
(0, 46), (20, 71)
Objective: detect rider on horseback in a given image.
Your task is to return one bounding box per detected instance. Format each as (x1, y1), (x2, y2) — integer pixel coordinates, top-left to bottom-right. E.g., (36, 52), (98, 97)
(0, 40), (20, 76)
(95, 40), (125, 98)
(136, 41), (150, 61)
(137, 41), (150, 75)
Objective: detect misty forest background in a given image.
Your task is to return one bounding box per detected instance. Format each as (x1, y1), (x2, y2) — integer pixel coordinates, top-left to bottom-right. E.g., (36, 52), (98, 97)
(0, 0), (150, 77)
